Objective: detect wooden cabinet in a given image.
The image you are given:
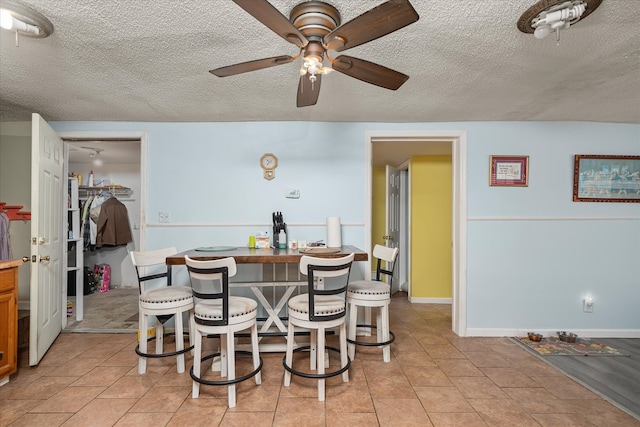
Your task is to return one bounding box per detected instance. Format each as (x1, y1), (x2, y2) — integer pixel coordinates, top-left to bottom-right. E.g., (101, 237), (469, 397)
(0, 259), (21, 385)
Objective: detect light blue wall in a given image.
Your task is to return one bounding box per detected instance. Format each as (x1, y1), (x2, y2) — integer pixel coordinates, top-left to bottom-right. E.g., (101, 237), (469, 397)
(50, 120), (640, 335)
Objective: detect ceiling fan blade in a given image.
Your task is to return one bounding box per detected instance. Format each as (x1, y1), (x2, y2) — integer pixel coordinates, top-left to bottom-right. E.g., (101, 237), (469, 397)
(332, 55), (409, 90)
(324, 0), (419, 51)
(297, 75), (322, 107)
(210, 55), (295, 77)
(232, 0), (308, 48)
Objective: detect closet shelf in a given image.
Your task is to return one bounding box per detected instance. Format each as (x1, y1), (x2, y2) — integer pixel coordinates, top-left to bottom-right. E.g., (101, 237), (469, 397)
(79, 185), (133, 199)
(0, 202), (31, 220)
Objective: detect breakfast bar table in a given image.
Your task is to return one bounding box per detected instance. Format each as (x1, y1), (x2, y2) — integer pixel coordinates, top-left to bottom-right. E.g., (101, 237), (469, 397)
(166, 245), (368, 352)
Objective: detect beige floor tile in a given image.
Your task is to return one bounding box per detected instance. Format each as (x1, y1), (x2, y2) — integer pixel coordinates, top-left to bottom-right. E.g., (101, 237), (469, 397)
(530, 412), (598, 426)
(29, 385), (105, 413)
(71, 366), (131, 387)
(372, 397), (433, 426)
(462, 351), (512, 368)
(479, 367), (539, 388)
(393, 350), (437, 367)
(325, 411), (380, 426)
(530, 375), (601, 400)
(128, 385), (190, 412)
(4, 291), (634, 427)
(0, 399), (44, 426)
(166, 398), (227, 427)
(467, 398), (541, 427)
(220, 411), (275, 427)
(98, 375), (157, 399)
(414, 386), (474, 413)
(402, 365), (454, 387)
(428, 412), (488, 427)
(325, 384), (374, 413)
(449, 376), (508, 399)
(60, 398), (137, 427)
(435, 358), (485, 377)
(113, 411), (174, 427)
(423, 344), (466, 359)
(7, 412), (73, 427)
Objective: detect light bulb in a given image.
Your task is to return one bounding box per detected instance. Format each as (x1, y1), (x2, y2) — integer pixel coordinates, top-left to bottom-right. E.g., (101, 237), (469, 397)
(0, 10), (40, 35)
(0, 10), (13, 29)
(534, 25), (552, 39)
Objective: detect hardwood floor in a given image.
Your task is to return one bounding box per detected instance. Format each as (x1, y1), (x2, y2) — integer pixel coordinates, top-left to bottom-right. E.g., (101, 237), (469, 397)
(530, 338), (640, 420)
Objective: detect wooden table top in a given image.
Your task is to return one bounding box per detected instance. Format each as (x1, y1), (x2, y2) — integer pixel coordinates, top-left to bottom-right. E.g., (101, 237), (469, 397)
(166, 245), (368, 265)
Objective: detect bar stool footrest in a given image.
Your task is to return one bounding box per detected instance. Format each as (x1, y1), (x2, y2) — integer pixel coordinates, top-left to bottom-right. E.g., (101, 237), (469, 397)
(282, 345), (351, 379)
(191, 351), (263, 386)
(135, 332), (194, 358)
(347, 324), (395, 347)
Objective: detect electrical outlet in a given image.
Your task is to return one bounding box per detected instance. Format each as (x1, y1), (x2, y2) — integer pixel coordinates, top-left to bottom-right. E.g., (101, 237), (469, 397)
(158, 212), (170, 223)
(583, 298), (594, 313)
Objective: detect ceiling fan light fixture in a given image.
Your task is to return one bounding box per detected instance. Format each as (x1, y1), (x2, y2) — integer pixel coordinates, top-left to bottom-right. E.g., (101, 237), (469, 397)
(0, 0), (53, 45)
(518, 0), (602, 43)
(85, 147), (104, 166)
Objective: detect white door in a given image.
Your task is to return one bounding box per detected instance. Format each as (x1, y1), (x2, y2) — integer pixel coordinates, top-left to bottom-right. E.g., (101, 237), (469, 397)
(385, 165), (401, 292)
(29, 113), (64, 366)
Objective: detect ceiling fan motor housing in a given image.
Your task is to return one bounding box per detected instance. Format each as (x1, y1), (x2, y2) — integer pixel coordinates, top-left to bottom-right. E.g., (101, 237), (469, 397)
(289, 1), (341, 40)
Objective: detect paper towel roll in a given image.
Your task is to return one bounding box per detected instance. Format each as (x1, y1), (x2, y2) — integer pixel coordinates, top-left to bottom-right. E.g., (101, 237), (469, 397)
(326, 216), (342, 248)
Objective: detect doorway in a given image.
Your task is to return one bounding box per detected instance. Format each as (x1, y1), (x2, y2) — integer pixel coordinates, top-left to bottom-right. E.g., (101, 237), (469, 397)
(366, 130), (467, 336)
(59, 131), (147, 331)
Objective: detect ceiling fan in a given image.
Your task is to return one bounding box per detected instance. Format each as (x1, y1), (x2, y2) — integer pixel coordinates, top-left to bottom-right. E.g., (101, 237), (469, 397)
(210, 0), (420, 107)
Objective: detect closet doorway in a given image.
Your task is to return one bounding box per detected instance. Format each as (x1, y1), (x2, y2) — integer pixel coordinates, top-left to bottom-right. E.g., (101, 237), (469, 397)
(62, 132), (146, 331)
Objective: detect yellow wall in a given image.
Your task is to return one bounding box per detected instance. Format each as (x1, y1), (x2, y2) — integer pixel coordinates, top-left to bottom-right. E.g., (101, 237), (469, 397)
(372, 166), (386, 252)
(371, 157), (452, 299)
(410, 156), (452, 299)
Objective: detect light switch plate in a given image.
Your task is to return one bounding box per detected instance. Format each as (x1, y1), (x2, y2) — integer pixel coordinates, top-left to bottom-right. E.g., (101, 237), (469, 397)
(286, 189), (300, 199)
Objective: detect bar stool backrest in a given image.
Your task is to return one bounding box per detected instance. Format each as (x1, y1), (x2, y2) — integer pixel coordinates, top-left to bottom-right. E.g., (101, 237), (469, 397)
(372, 245), (399, 285)
(131, 247), (178, 294)
(185, 256), (237, 326)
(299, 253), (354, 322)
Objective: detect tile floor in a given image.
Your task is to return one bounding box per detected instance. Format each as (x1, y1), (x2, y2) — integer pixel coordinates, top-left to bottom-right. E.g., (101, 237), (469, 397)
(2, 292), (639, 426)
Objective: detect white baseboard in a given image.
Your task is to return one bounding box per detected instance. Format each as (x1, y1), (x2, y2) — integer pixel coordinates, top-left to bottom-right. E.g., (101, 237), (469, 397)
(408, 297), (452, 304)
(465, 328), (640, 339)
(18, 301), (29, 310)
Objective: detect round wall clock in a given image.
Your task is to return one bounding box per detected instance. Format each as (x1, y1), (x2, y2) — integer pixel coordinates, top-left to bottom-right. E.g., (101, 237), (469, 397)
(260, 153), (278, 180)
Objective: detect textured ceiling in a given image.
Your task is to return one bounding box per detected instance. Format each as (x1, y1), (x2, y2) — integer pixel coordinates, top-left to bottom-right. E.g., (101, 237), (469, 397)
(0, 0), (639, 124)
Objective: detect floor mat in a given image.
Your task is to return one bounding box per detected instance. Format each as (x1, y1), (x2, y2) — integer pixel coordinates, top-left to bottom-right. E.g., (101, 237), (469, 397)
(513, 336), (629, 356)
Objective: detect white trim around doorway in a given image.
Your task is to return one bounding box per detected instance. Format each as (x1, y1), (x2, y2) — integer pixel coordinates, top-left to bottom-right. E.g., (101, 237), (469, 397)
(365, 130), (467, 337)
(56, 130), (148, 252)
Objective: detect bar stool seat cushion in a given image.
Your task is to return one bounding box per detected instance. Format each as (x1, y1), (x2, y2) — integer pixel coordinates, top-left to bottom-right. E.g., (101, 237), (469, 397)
(288, 294), (345, 320)
(194, 297), (257, 323)
(347, 280), (391, 298)
(140, 286), (193, 305)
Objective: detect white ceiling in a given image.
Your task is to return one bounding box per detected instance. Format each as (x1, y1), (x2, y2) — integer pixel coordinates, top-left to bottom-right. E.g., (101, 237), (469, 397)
(0, 0), (639, 125)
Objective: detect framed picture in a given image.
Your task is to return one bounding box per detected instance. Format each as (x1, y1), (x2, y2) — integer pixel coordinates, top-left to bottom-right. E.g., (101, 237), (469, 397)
(489, 155), (529, 186)
(573, 154), (640, 203)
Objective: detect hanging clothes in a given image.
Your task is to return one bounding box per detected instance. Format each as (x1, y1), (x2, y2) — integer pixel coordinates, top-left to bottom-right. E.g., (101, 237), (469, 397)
(96, 196), (132, 247)
(88, 195), (103, 250)
(0, 212), (12, 260)
(81, 195), (94, 250)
